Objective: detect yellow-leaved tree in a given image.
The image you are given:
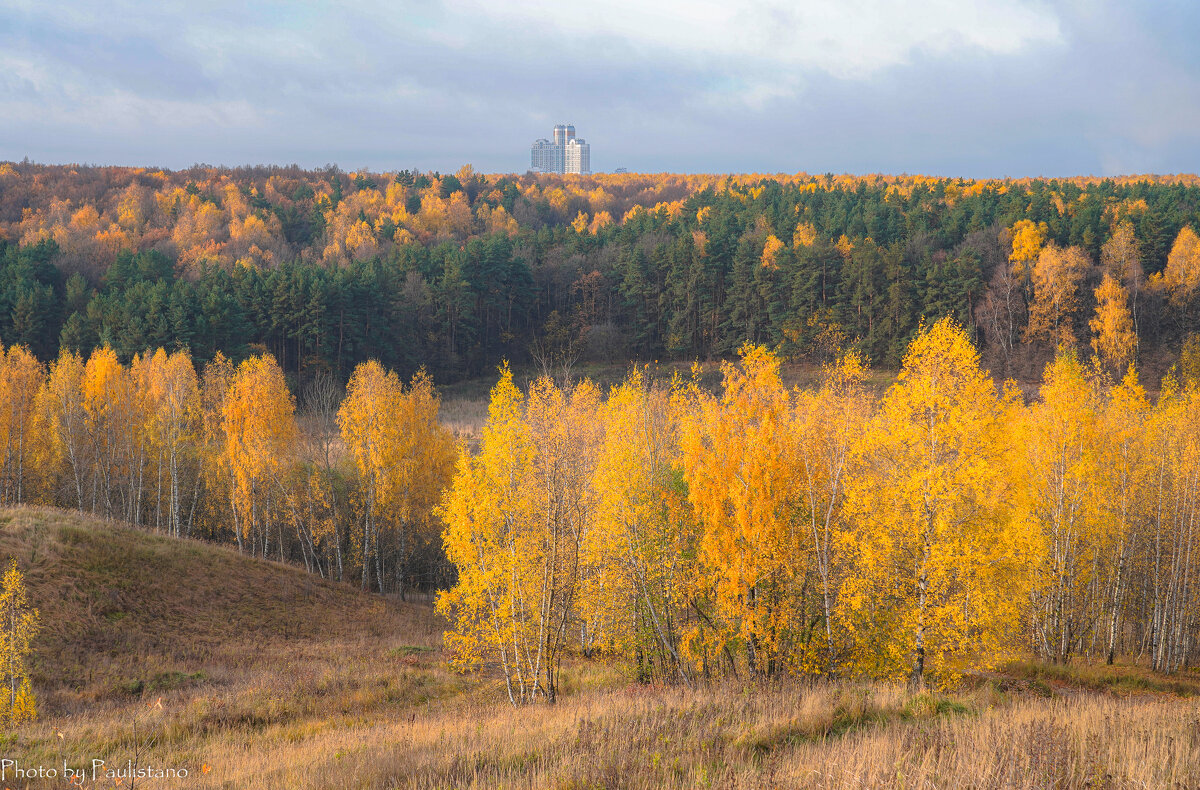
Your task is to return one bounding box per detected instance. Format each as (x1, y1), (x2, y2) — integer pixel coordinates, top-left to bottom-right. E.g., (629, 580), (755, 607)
(1089, 274), (1137, 373)
(438, 365), (539, 703)
(383, 369), (456, 595)
(793, 351), (872, 671)
(582, 370), (696, 683)
(1142, 374), (1200, 672)
(841, 318), (1029, 688)
(521, 374), (602, 698)
(221, 355), (297, 557)
(1155, 225), (1200, 312)
(0, 559), (37, 727)
(339, 362), (455, 593)
(1023, 352), (1103, 664)
(38, 349), (90, 510)
(339, 360), (403, 591)
(1007, 219), (1047, 279)
(1100, 220), (1143, 334)
(439, 366), (601, 703)
(1095, 367), (1149, 664)
(141, 349), (201, 537)
(198, 353), (237, 544)
(679, 345), (812, 676)
(0, 345), (43, 506)
(82, 347), (136, 519)
(1026, 244), (1090, 347)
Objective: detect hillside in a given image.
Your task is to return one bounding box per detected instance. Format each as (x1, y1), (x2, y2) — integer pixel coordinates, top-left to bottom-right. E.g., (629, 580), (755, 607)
(0, 507), (444, 713)
(0, 507), (1197, 788)
(4, 164), (1199, 387)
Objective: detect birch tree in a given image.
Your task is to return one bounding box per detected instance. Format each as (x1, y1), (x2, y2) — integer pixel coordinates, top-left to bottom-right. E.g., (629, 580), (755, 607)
(222, 355), (297, 557)
(38, 349), (90, 510)
(841, 318), (1029, 688)
(0, 345), (43, 505)
(0, 559), (37, 727)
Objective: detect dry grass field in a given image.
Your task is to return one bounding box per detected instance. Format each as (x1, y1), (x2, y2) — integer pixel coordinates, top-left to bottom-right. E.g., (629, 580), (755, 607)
(1, 507), (1198, 789)
(434, 358), (902, 445)
(433, 348), (1181, 446)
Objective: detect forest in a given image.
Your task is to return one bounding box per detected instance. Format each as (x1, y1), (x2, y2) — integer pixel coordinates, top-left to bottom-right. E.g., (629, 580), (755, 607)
(1, 162), (1199, 383)
(2, 162), (1200, 694)
(1, 320), (1199, 693)
(438, 322), (1200, 695)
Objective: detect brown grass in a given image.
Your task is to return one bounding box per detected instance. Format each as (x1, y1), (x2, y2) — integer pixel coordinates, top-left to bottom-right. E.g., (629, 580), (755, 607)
(437, 394), (490, 446)
(435, 359), (842, 445)
(0, 507), (441, 711)
(1001, 658), (1200, 697)
(2, 507), (1199, 789)
(437, 358), (906, 445)
(26, 677), (1188, 790)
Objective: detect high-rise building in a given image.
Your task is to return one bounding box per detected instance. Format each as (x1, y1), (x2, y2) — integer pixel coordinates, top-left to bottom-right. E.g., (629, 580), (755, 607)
(530, 124), (590, 174)
(530, 138), (563, 173)
(564, 138), (589, 175)
(552, 124), (575, 147)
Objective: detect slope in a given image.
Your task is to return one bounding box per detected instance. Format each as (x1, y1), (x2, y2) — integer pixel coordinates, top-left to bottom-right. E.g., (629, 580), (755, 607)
(0, 506), (444, 713)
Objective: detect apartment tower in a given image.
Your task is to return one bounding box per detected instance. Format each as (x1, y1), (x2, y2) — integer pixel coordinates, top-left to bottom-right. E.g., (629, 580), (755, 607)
(530, 124), (591, 174)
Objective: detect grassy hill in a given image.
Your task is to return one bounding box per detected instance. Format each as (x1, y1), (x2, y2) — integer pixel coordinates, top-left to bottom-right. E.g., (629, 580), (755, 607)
(0, 507), (469, 790)
(0, 507), (443, 712)
(1, 507), (1198, 789)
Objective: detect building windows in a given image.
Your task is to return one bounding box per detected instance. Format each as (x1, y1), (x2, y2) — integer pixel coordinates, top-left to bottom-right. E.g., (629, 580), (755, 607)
(530, 124), (591, 174)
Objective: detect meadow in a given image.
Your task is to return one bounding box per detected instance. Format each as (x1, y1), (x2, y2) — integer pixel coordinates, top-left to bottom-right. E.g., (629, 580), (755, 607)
(2, 506), (1198, 789)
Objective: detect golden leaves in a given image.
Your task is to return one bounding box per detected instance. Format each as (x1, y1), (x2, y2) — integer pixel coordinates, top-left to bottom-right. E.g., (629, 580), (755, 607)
(339, 362), (455, 527)
(0, 558), (38, 725)
(792, 222), (818, 248)
(0, 344), (43, 505)
(835, 234), (854, 261)
(222, 355), (297, 538)
(1090, 274), (1137, 372)
(1007, 219), (1047, 277)
(442, 331), (1045, 686)
(1155, 226), (1200, 308)
(1025, 243), (1090, 347)
(760, 235), (785, 270)
(841, 318), (1026, 684)
(678, 344), (807, 671)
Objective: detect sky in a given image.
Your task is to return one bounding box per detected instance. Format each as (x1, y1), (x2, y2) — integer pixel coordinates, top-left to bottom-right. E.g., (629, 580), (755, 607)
(2, 0), (1198, 177)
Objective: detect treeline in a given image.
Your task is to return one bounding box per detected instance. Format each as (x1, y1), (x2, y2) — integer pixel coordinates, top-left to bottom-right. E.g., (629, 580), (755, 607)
(5, 307), (1199, 695)
(438, 320), (1200, 701)
(2, 163), (1200, 380)
(0, 342), (455, 593)
(0, 238), (533, 381)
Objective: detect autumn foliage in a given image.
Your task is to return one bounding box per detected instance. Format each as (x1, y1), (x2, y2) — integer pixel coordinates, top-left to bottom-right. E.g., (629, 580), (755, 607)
(4, 160), (1200, 704)
(1, 308), (1199, 703)
(3, 163), (1200, 386)
(439, 320), (1200, 698)
(0, 342), (454, 594)
(0, 559), (37, 727)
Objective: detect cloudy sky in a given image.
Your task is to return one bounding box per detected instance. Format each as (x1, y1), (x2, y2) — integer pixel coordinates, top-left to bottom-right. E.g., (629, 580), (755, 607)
(2, 1), (1198, 176)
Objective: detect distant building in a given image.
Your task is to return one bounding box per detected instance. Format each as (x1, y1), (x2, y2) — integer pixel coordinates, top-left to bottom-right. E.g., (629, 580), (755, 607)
(530, 124), (591, 174)
(530, 138), (561, 173)
(565, 138), (590, 175)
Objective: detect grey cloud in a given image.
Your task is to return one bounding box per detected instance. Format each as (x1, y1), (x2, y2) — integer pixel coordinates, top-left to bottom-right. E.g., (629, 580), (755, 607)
(0, 1), (1196, 175)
